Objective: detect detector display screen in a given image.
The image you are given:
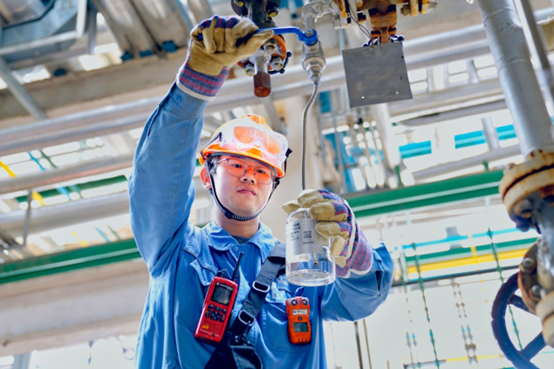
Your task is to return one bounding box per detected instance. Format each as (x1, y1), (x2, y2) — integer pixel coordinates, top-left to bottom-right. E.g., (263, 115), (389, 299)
(293, 322), (309, 333)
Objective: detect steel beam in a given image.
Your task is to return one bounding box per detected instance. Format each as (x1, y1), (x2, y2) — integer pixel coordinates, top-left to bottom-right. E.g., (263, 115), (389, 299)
(0, 57), (46, 120)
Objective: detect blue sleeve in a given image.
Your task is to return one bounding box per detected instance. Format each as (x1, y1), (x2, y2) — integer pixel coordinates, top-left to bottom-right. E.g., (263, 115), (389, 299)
(129, 83), (209, 277)
(320, 243), (394, 321)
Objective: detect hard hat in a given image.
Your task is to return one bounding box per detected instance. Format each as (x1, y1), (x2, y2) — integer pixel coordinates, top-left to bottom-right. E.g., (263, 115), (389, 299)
(198, 114), (290, 178)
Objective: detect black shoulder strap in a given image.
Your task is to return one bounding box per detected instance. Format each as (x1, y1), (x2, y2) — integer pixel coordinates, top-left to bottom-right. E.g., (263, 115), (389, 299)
(205, 243), (286, 369)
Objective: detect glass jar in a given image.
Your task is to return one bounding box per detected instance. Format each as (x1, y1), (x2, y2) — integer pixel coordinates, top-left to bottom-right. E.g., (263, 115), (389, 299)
(285, 208), (336, 286)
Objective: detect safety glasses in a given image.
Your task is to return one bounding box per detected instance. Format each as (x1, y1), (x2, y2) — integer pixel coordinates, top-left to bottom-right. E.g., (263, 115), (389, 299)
(217, 157), (276, 184)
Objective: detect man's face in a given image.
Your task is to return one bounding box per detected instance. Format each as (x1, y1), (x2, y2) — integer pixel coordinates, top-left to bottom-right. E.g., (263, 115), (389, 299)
(208, 155), (275, 217)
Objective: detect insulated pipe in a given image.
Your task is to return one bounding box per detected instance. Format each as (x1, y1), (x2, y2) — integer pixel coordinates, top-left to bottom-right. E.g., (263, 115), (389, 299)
(477, 0), (554, 156)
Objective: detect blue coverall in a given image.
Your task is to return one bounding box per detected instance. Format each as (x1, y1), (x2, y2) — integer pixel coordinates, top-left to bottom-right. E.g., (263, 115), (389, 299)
(129, 82), (394, 368)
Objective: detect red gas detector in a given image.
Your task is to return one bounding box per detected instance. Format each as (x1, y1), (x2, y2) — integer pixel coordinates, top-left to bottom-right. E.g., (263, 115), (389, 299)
(195, 253), (243, 344)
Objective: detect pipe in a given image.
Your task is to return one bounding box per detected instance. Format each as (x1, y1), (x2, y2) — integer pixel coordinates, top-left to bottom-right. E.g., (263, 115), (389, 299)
(3, 9), (553, 154)
(0, 181), (209, 237)
(477, 0), (554, 156)
(514, 0), (554, 110)
(0, 57), (46, 120)
(0, 154), (133, 196)
(482, 117), (500, 150)
(0, 192), (130, 237)
(400, 100), (507, 127)
(412, 145), (521, 181)
(370, 104), (400, 171)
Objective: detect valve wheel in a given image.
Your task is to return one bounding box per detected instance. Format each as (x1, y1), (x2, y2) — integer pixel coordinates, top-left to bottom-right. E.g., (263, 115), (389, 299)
(492, 273), (546, 368)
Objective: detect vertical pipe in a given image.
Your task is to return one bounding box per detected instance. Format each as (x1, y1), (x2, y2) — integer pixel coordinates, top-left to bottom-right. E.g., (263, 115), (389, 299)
(331, 91), (347, 193)
(12, 354), (31, 369)
(513, 0), (554, 109)
(22, 191), (32, 249)
(370, 104), (400, 170)
(86, 3), (98, 55)
(481, 117), (500, 150)
(477, 0), (554, 156)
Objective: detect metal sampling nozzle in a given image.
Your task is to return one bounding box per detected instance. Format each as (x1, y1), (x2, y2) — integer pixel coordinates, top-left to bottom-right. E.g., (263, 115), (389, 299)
(302, 38), (326, 84)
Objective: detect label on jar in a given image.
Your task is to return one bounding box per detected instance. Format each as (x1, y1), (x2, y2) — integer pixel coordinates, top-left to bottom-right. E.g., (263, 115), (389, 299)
(286, 218), (324, 255)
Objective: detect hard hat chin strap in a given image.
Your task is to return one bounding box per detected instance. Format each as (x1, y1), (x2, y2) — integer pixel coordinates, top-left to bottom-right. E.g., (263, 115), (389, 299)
(209, 172), (277, 222)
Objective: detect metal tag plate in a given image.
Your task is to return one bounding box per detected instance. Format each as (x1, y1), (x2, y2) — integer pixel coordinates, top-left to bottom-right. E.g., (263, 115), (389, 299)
(342, 42), (413, 107)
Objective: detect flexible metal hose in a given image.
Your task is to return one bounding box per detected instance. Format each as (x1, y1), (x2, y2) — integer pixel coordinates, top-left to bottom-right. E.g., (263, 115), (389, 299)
(301, 82), (320, 190)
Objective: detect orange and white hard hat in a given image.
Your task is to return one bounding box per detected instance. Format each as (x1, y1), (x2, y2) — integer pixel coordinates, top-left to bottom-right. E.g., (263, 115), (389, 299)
(198, 114), (290, 178)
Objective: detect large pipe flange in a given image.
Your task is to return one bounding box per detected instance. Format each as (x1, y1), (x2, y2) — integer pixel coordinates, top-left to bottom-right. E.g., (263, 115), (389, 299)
(536, 291), (554, 347)
(499, 150), (554, 231)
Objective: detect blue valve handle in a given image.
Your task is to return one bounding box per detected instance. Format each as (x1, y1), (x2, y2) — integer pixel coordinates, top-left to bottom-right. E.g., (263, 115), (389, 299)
(263, 26), (318, 46)
(197, 26), (318, 46)
(491, 272), (544, 369)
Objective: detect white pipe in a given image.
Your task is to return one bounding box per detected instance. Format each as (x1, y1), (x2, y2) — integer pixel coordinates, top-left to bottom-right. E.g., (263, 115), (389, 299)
(413, 145), (522, 181)
(370, 104), (400, 170)
(0, 154), (133, 196)
(478, 0), (554, 156)
(3, 10), (553, 154)
(0, 180), (209, 237)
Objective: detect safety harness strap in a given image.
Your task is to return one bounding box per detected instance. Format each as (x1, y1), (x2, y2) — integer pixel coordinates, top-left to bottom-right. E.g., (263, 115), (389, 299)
(205, 243), (286, 369)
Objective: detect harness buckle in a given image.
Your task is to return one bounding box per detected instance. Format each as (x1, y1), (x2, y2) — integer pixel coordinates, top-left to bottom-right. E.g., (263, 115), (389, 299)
(252, 281), (270, 293)
(238, 310), (255, 327)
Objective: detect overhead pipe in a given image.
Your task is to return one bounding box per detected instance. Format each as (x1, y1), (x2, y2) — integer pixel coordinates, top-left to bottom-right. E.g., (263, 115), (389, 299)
(413, 145), (522, 181)
(0, 192), (131, 237)
(477, 0), (554, 156)
(0, 154), (133, 196)
(400, 100), (507, 127)
(0, 180), (209, 237)
(2, 8), (554, 155)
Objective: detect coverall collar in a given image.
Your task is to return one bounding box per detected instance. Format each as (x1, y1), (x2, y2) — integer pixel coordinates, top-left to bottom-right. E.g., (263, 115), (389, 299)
(203, 221), (276, 261)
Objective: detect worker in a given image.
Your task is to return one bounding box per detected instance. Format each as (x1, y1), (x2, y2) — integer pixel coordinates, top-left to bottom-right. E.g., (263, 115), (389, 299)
(129, 15), (393, 369)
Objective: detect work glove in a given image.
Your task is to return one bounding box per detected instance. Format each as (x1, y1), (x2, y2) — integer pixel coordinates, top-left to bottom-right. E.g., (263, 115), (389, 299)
(283, 189), (373, 277)
(176, 16), (274, 100)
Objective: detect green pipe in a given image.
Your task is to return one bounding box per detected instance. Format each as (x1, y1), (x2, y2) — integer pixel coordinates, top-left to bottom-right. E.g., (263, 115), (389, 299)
(0, 239), (139, 285)
(14, 175), (128, 202)
(345, 170), (503, 218)
(1, 170), (508, 284)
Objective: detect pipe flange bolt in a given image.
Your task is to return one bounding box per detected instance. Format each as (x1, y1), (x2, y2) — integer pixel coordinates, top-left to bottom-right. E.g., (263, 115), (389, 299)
(499, 151), (554, 220)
